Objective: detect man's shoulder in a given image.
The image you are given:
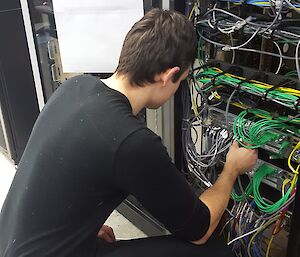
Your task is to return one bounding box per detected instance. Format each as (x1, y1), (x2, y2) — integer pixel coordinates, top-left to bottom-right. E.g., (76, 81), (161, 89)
(62, 74), (98, 87)
(119, 127), (163, 154)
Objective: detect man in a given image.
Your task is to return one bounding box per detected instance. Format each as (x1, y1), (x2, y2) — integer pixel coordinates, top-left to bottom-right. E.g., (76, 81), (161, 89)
(0, 8), (257, 257)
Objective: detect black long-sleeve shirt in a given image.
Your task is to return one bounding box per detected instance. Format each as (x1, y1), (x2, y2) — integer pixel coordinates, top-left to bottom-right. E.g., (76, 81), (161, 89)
(0, 75), (210, 257)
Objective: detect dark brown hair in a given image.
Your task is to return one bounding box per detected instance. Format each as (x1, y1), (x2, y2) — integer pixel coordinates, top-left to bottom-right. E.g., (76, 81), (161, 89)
(116, 8), (197, 86)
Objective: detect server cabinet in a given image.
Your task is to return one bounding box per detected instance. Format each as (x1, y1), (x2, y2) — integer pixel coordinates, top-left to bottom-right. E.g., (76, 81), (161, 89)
(173, 1), (300, 256)
(0, 0), (40, 163)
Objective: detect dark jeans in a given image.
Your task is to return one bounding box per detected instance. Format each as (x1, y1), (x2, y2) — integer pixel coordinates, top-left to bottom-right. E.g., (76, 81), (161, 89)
(95, 234), (234, 257)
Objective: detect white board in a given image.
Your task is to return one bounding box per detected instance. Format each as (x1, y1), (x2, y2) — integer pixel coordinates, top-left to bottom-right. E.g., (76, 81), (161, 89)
(52, 0), (144, 73)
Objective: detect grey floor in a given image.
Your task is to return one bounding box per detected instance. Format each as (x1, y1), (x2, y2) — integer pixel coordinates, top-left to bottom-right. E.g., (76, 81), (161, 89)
(0, 153), (147, 240)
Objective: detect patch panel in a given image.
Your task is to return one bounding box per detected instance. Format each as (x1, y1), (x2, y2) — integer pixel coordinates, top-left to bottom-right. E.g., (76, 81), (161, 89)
(248, 159), (293, 191)
(207, 107), (300, 163)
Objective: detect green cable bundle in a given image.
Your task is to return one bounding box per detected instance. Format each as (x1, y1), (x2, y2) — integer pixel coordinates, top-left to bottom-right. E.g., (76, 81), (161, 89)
(253, 165), (293, 213)
(194, 67), (300, 110)
(231, 165), (293, 213)
(233, 109), (291, 148)
(231, 181), (253, 202)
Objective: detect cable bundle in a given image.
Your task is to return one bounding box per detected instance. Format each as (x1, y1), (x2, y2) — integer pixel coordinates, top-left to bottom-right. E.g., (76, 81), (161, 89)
(253, 164), (294, 213)
(186, 2), (300, 256)
(182, 78), (233, 188)
(191, 0), (300, 78)
(183, 70), (300, 256)
(231, 164), (295, 214)
(233, 109), (293, 148)
(226, 143), (299, 256)
(195, 67), (300, 111)
(218, 0), (300, 10)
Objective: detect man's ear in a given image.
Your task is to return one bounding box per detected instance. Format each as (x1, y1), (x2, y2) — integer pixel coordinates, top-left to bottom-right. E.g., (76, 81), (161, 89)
(162, 67), (180, 86)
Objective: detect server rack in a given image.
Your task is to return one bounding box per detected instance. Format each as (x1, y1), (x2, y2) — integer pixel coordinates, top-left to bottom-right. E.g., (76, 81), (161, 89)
(174, 1), (300, 256)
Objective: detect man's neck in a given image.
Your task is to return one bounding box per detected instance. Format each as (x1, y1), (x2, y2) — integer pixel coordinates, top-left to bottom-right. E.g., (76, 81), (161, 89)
(102, 74), (152, 115)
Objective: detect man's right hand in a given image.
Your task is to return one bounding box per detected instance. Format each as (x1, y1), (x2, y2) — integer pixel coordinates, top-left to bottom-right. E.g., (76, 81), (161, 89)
(194, 140), (258, 245)
(225, 140), (258, 176)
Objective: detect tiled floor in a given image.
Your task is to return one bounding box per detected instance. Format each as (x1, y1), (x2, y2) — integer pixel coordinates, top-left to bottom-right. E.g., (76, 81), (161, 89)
(105, 210), (147, 239)
(0, 153), (15, 209)
(0, 153), (146, 240)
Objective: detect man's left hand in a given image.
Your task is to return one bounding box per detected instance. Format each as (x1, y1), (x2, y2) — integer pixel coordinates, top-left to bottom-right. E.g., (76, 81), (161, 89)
(97, 225), (116, 243)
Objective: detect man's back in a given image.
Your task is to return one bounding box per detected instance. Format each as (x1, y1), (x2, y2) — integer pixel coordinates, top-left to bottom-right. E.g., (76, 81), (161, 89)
(0, 75), (145, 257)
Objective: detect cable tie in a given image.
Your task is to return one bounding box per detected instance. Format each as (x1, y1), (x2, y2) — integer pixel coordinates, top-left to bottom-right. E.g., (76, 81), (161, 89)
(275, 0), (283, 8)
(233, 16), (253, 31)
(293, 98), (300, 111)
(221, 130), (229, 139)
(235, 80), (244, 92)
(262, 85), (278, 101)
(245, 109), (251, 116)
(208, 91), (217, 101)
(222, 45), (232, 51)
(269, 28), (276, 40)
(181, 118), (190, 130)
(210, 69), (227, 84)
(201, 68), (226, 90)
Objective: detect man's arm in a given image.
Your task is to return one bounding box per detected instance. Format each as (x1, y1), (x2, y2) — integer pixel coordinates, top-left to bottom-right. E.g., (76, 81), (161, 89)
(115, 129), (211, 241)
(192, 141), (258, 245)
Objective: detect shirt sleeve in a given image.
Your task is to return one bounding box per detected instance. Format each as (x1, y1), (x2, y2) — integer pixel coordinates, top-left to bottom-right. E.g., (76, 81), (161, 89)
(114, 128), (210, 241)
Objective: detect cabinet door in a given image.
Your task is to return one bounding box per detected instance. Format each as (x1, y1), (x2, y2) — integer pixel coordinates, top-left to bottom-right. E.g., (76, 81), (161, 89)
(0, 0), (20, 12)
(29, 0), (81, 102)
(0, 7), (40, 162)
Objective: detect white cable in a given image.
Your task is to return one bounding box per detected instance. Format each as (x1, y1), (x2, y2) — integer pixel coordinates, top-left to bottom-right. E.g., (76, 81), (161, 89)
(230, 34), (236, 64)
(188, 163), (213, 187)
(201, 8), (268, 28)
(296, 39), (300, 81)
(211, 3), (236, 34)
(212, 3), (217, 24)
(226, 90), (236, 128)
(200, 34), (299, 60)
(260, 0), (283, 34)
(199, 10), (300, 45)
(222, 28), (260, 51)
(227, 221), (266, 245)
(207, 19), (216, 30)
(284, 0), (300, 13)
(280, 30), (300, 39)
(238, 202), (248, 238)
(273, 41), (283, 74)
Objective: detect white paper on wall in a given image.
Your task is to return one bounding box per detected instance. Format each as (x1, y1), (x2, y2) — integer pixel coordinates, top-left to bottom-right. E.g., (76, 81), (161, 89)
(52, 0), (144, 73)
